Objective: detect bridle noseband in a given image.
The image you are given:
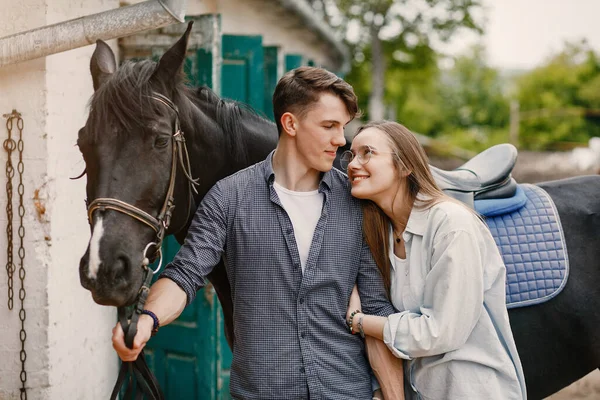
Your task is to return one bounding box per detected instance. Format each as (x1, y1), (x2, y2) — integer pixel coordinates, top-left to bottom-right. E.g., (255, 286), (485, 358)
(86, 92), (199, 275)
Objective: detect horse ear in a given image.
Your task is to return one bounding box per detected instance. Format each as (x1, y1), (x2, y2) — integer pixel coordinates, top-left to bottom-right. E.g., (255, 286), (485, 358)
(90, 40), (116, 91)
(152, 21), (194, 84)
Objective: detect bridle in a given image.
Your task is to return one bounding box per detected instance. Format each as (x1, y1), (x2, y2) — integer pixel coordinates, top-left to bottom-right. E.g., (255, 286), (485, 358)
(86, 92), (199, 400)
(87, 92), (198, 271)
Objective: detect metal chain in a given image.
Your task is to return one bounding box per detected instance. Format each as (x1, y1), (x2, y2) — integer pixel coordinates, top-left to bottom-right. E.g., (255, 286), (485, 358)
(3, 110), (27, 400)
(3, 111), (15, 310)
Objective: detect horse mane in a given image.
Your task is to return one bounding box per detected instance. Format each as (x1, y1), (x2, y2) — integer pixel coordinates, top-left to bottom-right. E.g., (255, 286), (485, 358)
(88, 59), (274, 165)
(193, 86), (274, 165)
(88, 60), (171, 136)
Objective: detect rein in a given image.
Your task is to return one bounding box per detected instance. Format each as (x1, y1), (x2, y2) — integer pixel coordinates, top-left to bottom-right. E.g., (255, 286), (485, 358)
(87, 92), (198, 400)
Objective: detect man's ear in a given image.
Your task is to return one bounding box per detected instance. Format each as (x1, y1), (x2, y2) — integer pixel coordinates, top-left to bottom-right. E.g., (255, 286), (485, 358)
(280, 112), (297, 137)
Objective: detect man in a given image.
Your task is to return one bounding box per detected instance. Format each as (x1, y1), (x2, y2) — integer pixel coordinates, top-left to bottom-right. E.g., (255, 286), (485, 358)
(113, 67), (395, 399)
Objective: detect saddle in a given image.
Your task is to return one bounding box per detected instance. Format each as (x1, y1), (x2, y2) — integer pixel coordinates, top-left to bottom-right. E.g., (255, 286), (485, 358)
(432, 144), (569, 309)
(432, 143), (518, 207)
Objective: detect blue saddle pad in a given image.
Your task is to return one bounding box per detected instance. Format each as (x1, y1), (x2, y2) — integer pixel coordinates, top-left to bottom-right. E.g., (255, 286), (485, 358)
(475, 185), (527, 217)
(484, 184), (569, 309)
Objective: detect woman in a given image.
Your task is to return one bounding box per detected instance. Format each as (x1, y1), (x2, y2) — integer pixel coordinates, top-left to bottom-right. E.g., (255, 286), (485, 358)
(341, 121), (527, 399)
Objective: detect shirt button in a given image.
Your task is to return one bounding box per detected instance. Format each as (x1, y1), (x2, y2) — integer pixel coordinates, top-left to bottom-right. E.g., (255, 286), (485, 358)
(294, 263), (300, 269)
(299, 367), (305, 373)
(286, 228), (293, 234)
(301, 332), (306, 338)
(299, 298), (304, 304)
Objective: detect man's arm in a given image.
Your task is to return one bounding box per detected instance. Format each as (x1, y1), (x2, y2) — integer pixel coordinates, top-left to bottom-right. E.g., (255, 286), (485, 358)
(112, 181), (230, 361)
(112, 278), (187, 361)
(356, 237), (396, 317)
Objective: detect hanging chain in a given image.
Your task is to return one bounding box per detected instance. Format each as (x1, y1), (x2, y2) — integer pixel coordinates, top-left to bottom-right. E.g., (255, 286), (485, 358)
(3, 110), (27, 400)
(4, 111), (15, 310)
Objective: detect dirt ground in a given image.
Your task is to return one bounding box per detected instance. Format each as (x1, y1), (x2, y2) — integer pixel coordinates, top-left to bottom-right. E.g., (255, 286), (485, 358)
(430, 149), (600, 400)
(546, 370), (600, 400)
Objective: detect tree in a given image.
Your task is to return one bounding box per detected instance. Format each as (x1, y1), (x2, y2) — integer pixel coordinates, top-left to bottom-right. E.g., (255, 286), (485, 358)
(439, 44), (509, 131)
(515, 41), (600, 149)
(325, 0), (483, 120)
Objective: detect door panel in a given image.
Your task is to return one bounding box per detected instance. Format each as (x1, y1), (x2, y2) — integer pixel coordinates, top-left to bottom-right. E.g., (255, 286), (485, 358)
(222, 35), (265, 113)
(263, 46), (280, 120)
(285, 53), (303, 71)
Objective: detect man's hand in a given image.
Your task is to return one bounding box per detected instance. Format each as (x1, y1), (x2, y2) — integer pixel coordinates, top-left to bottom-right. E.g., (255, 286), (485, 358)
(112, 315), (153, 362)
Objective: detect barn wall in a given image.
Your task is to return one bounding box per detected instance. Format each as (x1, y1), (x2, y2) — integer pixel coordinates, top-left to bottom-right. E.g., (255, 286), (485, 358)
(0, 2), (51, 399)
(0, 0), (119, 398)
(125, 0), (338, 70)
(217, 0), (336, 70)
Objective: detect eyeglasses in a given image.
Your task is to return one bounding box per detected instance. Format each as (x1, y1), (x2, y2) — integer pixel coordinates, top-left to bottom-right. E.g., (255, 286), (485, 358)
(339, 145), (397, 171)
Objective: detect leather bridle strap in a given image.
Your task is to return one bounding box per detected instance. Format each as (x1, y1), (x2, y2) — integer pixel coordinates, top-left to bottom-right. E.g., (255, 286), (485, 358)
(88, 198), (161, 233)
(86, 92), (199, 244)
(110, 266), (163, 400)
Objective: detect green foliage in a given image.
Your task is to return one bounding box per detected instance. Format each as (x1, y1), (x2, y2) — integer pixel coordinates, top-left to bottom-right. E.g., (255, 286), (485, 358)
(515, 41), (600, 149)
(333, 0), (483, 119)
(438, 45), (510, 130)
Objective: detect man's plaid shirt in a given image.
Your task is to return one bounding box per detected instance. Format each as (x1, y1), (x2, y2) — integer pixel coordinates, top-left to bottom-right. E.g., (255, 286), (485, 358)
(161, 152), (395, 399)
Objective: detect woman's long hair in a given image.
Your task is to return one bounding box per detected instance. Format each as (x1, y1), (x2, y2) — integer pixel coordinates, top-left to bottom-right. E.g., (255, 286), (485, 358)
(358, 121), (476, 295)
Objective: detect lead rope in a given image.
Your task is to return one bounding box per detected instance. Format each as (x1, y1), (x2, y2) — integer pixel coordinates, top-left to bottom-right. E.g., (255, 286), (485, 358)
(3, 109), (28, 400)
(110, 264), (163, 400)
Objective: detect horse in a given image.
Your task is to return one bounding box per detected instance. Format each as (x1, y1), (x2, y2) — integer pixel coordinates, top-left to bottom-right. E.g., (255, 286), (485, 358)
(77, 24), (600, 399)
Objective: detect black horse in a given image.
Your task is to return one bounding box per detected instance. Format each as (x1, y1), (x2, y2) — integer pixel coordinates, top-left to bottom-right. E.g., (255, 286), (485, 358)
(78, 25), (600, 399)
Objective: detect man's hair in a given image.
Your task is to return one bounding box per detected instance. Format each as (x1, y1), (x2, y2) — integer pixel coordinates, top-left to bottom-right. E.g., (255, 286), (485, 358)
(272, 66), (359, 135)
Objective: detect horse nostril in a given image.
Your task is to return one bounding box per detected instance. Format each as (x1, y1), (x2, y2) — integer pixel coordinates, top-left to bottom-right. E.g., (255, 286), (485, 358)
(110, 255), (131, 283)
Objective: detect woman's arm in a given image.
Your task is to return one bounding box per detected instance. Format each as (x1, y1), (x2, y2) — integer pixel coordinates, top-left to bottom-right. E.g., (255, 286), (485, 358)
(350, 229), (485, 359)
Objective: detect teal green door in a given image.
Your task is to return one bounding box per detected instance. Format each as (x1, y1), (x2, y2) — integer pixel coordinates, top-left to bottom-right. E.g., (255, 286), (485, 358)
(144, 237), (220, 399)
(222, 35), (265, 113)
(263, 46), (280, 120)
(143, 21), (233, 399)
(285, 53), (303, 71)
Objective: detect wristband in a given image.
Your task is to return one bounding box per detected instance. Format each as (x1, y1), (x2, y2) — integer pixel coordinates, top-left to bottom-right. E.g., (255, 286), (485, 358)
(357, 314), (365, 338)
(347, 309), (361, 334)
(141, 309), (160, 336)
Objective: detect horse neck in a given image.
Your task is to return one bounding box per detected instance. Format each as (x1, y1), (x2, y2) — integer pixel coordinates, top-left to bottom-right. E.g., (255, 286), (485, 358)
(169, 89), (278, 237)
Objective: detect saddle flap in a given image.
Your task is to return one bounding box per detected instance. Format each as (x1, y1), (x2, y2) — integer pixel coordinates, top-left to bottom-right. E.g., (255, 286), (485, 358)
(458, 143), (517, 187)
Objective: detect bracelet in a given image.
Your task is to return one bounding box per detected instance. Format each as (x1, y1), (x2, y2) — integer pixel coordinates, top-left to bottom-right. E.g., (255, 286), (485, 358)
(141, 309), (160, 336)
(357, 314), (365, 338)
(347, 309), (361, 334)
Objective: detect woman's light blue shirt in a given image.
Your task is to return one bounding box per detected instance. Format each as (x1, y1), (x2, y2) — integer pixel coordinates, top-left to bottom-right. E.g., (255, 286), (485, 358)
(383, 200), (527, 400)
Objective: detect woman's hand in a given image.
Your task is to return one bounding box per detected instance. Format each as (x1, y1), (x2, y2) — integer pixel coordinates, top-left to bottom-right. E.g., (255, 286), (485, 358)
(346, 284), (362, 323)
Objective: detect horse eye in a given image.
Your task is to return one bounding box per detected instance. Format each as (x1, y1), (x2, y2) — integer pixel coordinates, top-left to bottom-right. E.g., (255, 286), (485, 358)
(154, 136), (170, 148)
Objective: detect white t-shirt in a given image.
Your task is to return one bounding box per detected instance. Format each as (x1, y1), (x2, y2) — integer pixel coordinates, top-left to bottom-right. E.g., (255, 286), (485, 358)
(273, 181), (324, 273)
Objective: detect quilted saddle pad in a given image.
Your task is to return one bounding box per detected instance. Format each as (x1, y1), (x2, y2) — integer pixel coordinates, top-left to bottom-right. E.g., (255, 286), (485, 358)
(484, 184), (569, 309)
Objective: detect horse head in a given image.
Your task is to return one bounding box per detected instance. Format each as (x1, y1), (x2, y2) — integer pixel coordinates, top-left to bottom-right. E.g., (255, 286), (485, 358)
(78, 23), (196, 306)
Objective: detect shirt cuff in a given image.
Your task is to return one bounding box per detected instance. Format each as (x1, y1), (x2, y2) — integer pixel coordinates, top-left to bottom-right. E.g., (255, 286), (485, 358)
(159, 268), (197, 306)
(383, 314), (413, 360)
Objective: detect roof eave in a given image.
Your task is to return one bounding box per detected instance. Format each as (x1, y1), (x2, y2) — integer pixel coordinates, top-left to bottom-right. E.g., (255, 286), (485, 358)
(276, 0), (351, 75)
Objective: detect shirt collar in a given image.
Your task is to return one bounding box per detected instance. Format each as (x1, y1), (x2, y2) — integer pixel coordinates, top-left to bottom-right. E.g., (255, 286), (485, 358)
(263, 150), (333, 192)
(404, 193), (432, 237)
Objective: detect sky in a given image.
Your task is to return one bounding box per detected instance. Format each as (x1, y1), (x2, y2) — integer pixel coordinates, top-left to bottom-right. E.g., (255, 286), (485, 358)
(445, 0), (600, 70)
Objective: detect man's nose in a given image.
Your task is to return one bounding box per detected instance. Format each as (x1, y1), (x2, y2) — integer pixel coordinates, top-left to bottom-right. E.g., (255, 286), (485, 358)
(332, 128), (346, 147)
